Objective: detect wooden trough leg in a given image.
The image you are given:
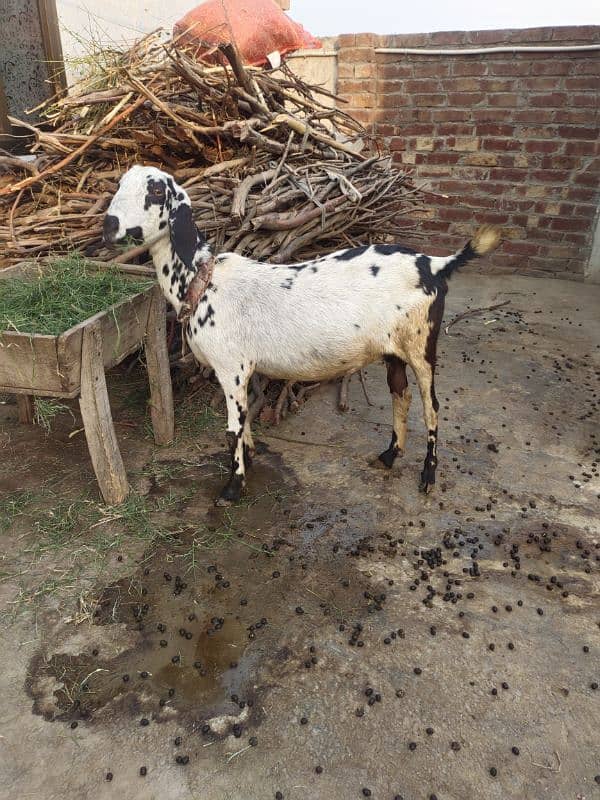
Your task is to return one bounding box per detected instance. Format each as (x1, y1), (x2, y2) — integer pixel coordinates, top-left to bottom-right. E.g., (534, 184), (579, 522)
(144, 286), (174, 446)
(16, 394), (34, 424)
(79, 321), (129, 505)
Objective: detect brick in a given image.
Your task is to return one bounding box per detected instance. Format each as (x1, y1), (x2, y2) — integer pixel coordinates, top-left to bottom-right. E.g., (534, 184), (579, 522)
(378, 63), (414, 79)
(574, 59), (600, 75)
(489, 168), (528, 182)
(384, 32), (429, 47)
(463, 153), (498, 166)
(550, 217), (590, 232)
(355, 32), (377, 46)
(416, 152), (462, 165)
(475, 123), (514, 137)
(554, 109), (598, 124)
(502, 241), (542, 256)
(446, 92), (486, 107)
(377, 95), (413, 111)
(512, 109), (556, 124)
(431, 108), (473, 122)
(572, 93), (598, 108)
(452, 61), (488, 77)
(354, 63), (376, 78)
(531, 61), (576, 76)
(337, 62), (355, 79)
(520, 77), (560, 91)
(558, 126), (599, 140)
(481, 138), (521, 152)
(337, 34), (356, 47)
(430, 30), (468, 45)
(437, 123), (475, 136)
(529, 93), (568, 107)
(412, 94), (447, 107)
(338, 78), (376, 94)
(550, 25), (600, 41)
(513, 155), (529, 168)
(565, 76), (599, 90)
(341, 47), (375, 63)
(438, 207), (473, 222)
(402, 79), (441, 93)
(400, 152), (417, 165)
(525, 185), (554, 198)
(541, 155), (581, 170)
(388, 137), (406, 151)
(488, 93), (521, 107)
(470, 108), (515, 122)
(415, 136), (435, 150)
(525, 140), (562, 154)
(488, 61), (533, 77)
(565, 187), (597, 202)
(343, 92), (375, 108)
(574, 172), (599, 186)
(448, 136), (480, 152)
(440, 77), (482, 92)
(412, 62), (451, 78)
(531, 169), (571, 183)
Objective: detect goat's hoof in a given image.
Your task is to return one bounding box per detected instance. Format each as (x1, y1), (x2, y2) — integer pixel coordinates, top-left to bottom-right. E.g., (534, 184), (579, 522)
(419, 472), (436, 494)
(215, 477), (244, 506)
(370, 455), (392, 470)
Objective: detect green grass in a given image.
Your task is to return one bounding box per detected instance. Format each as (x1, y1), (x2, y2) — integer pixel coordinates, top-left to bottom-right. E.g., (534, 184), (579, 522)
(33, 398), (74, 433)
(0, 254), (153, 336)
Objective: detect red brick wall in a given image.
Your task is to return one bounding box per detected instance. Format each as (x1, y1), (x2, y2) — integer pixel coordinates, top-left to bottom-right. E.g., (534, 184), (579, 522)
(336, 27), (600, 279)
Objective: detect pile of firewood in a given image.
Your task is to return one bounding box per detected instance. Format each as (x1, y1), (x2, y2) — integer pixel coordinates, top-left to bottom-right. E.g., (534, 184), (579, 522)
(0, 30), (427, 419)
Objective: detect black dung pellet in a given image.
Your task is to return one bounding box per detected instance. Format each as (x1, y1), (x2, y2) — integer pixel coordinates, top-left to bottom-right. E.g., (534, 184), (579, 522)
(140, 718), (149, 726)
(414, 667), (422, 675)
(426, 727), (434, 736)
(174, 736), (182, 746)
(300, 717), (308, 725)
(490, 767), (497, 777)
(315, 766), (323, 774)
(122, 674), (130, 682)
(451, 741), (461, 751)
(106, 772), (113, 781)
(362, 790), (371, 797)
(275, 792), (283, 800)
(583, 645), (589, 653)
(140, 671), (149, 679)
(201, 724), (211, 734)
(249, 736), (258, 747)
(591, 682), (598, 690)
(70, 721), (78, 729)
(512, 747), (520, 755)
(295, 606), (304, 614)
(408, 742), (417, 751)
(139, 767), (147, 777)
(594, 775), (600, 784)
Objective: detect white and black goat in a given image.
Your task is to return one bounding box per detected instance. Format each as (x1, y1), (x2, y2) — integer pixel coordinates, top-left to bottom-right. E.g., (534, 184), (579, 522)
(104, 166), (501, 505)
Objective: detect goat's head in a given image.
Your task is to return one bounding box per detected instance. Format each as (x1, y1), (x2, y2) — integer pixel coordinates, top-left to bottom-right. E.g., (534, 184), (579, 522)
(103, 166), (206, 270)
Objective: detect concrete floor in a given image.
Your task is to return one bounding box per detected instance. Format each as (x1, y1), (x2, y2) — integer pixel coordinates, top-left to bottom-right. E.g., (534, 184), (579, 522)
(0, 273), (599, 800)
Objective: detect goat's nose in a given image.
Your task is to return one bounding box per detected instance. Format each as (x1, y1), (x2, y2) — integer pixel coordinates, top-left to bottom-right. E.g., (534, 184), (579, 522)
(103, 214), (120, 243)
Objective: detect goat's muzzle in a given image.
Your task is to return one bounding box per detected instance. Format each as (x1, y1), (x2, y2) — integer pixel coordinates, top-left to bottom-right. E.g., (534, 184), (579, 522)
(102, 214), (120, 244)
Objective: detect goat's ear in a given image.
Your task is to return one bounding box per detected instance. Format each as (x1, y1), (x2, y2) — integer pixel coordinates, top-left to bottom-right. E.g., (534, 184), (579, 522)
(169, 204), (197, 270)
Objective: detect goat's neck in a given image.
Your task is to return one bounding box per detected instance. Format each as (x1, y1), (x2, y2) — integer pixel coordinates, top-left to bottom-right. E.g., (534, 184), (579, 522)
(149, 236), (212, 316)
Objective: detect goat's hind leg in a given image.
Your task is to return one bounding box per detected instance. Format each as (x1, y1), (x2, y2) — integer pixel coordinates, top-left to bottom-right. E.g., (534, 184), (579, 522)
(410, 355), (439, 493)
(215, 376), (250, 506)
(373, 355), (412, 469)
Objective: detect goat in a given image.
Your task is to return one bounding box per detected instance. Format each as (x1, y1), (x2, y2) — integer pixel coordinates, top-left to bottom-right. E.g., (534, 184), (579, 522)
(103, 165), (501, 506)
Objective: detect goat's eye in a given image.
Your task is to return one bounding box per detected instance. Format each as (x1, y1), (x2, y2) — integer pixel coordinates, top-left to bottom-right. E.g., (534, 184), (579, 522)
(152, 184), (165, 197)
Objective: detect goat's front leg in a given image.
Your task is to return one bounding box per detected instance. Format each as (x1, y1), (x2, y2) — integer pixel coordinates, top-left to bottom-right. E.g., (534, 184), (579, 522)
(215, 376), (250, 506)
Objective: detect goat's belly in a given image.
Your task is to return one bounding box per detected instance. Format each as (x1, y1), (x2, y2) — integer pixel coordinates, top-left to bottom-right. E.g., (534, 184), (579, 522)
(256, 345), (377, 383)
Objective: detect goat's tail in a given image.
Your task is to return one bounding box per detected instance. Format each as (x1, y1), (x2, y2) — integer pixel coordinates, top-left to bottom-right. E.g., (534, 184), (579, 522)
(432, 225), (502, 281)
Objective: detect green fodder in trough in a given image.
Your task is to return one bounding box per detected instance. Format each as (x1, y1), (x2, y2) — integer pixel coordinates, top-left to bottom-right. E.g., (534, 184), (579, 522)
(0, 255), (154, 336)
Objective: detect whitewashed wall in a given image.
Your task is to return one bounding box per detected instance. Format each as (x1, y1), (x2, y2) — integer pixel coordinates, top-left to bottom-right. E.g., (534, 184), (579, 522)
(56, 0), (199, 82)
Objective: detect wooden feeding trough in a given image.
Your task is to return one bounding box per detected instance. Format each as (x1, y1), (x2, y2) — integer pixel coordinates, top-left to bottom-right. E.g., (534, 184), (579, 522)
(0, 262), (173, 505)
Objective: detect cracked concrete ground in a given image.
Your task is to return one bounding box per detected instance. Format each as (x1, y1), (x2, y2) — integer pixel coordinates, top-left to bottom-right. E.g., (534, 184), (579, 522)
(0, 273), (599, 800)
